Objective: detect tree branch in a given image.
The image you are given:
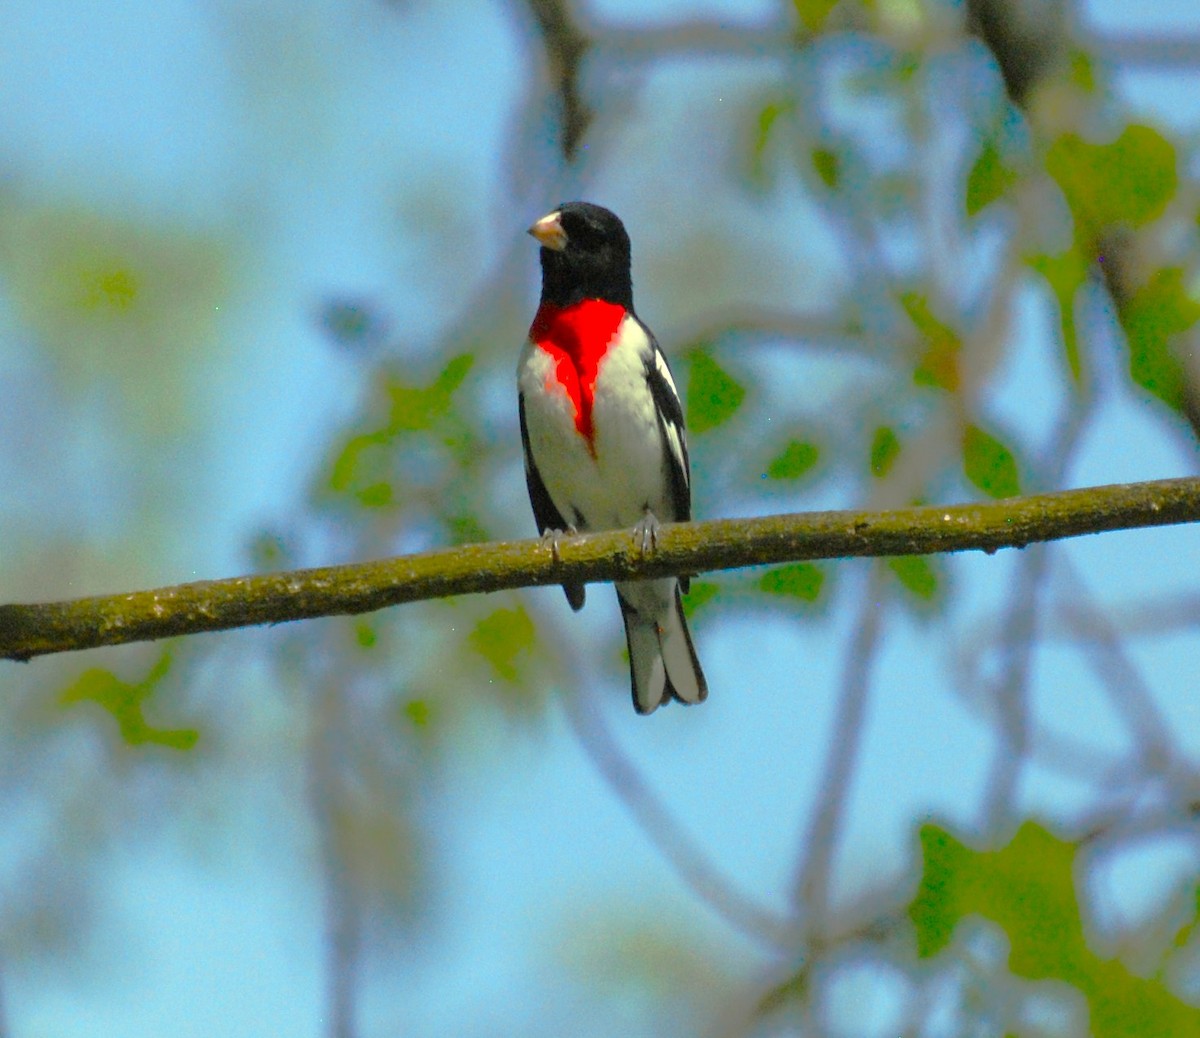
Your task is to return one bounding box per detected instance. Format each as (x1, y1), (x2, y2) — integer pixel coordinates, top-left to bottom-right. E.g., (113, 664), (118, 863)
(561, 686), (796, 949)
(792, 563), (886, 937)
(2, 477), (1199, 662)
(523, 0), (593, 159)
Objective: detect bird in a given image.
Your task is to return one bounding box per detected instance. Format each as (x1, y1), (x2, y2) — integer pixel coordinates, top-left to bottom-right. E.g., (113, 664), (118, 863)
(517, 201), (708, 715)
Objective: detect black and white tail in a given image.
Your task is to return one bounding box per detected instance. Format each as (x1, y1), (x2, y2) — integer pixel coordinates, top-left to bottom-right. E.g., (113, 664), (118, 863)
(617, 579), (707, 715)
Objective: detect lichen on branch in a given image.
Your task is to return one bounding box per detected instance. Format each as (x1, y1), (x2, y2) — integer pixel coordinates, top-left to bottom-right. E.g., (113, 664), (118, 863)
(2, 476), (1198, 662)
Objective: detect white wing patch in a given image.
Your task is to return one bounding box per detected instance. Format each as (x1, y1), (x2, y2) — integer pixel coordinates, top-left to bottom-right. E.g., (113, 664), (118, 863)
(652, 345), (679, 400)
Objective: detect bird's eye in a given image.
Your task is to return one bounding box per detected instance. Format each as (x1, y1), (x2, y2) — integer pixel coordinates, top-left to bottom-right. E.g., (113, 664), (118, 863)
(562, 215), (601, 247)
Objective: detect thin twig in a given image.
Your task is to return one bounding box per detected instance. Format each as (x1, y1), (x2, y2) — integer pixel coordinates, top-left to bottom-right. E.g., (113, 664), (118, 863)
(561, 687), (798, 950)
(598, 19), (794, 62)
(307, 670), (361, 1038)
(1044, 591), (1200, 640)
(1090, 32), (1200, 68)
(0, 960), (9, 1038)
(1056, 561), (1179, 776)
(791, 563), (887, 936)
(979, 542), (1048, 831)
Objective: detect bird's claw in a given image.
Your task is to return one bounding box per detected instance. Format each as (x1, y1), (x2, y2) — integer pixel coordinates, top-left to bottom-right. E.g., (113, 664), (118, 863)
(631, 511), (661, 556)
(540, 525), (579, 563)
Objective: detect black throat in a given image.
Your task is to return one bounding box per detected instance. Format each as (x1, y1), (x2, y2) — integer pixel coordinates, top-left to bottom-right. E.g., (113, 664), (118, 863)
(539, 245), (634, 310)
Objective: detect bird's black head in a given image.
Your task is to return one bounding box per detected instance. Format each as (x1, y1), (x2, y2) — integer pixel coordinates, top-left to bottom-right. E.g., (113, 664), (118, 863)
(529, 201), (634, 310)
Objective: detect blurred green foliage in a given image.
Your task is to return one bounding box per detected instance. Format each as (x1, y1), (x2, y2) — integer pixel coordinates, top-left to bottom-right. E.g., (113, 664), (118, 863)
(766, 439), (820, 481)
(327, 353), (476, 511)
(811, 147), (841, 190)
(965, 135), (1018, 216)
(750, 98), (792, 188)
(962, 424), (1021, 499)
(901, 292), (961, 392)
(911, 822), (1200, 1036)
(402, 698), (432, 729)
(60, 652), (198, 750)
(469, 605), (536, 683)
(0, 201), (229, 431)
(886, 555), (939, 601)
(1046, 125), (1177, 245)
(869, 426), (900, 479)
(759, 562), (824, 601)
(686, 350), (746, 434)
(681, 580), (721, 617)
(793, 0), (839, 34)
(1028, 248), (1089, 381)
(1116, 267), (1200, 414)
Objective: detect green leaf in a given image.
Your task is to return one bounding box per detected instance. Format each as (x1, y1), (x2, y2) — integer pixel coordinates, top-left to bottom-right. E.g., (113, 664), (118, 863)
(754, 99), (790, 160)
(1170, 882), (1200, 949)
(1117, 267), (1200, 413)
(911, 822), (1084, 969)
(766, 440), (819, 480)
(965, 136), (1017, 216)
(910, 821), (1200, 1036)
(811, 148), (841, 190)
(446, 513), (489, 545)
(433, 352), (474, 397)
(900, 292), (960, 392)
(682, 580), (720, 618)
(354, 622), (377, 649)
(1028, 248), (1089, 381)
(687, 351), (746, 434)
(0, 205), (229, 423)
(61, 653), (198, 750)
(327, 430), (396, 506)
(886, 556), (938, 600)
(402, 699), (432, 729)
(747, 97), (794, 188)
(894, 51), (920, 82)
(910, 823), (972, 958)
(328, 431), (383, 494)
(963, 424), (1021, 499)
(326, 354), (475, 502)
(869, 426), (900, 479)
(794, 0), (839, 33)
(356, 482), (393, 508)
(1068, 50), (1096, 92)
(388, 353), (474, 433)
(469, 606), (536, 682)
(759, 563), (824, 601)
(1046, 125), (1177, 244)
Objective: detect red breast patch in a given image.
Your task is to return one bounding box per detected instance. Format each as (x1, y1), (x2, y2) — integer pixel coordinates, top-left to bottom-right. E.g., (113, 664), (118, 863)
(530, 299), (626, 453)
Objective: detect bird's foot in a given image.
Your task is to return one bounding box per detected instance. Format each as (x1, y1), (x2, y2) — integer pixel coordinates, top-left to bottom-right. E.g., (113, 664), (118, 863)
(631, 510), (662, 556)
(540, 525), (579, 563)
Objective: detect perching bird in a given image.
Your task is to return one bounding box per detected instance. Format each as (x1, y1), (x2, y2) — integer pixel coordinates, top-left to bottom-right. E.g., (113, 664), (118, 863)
(517, 201), (707, 714)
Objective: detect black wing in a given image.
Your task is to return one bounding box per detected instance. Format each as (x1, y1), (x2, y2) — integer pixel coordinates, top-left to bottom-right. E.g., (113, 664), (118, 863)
(641, 326), (692, 594)
(642, 329), (691, 523)
(519, 392), (585, 611)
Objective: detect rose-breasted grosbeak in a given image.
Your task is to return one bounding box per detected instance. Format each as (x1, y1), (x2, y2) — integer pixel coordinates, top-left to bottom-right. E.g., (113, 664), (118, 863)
(518, 201), (708, 715)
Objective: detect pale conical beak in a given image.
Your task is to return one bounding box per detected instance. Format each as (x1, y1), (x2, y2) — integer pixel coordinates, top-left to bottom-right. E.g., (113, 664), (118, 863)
(528, 211), (567, 251)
